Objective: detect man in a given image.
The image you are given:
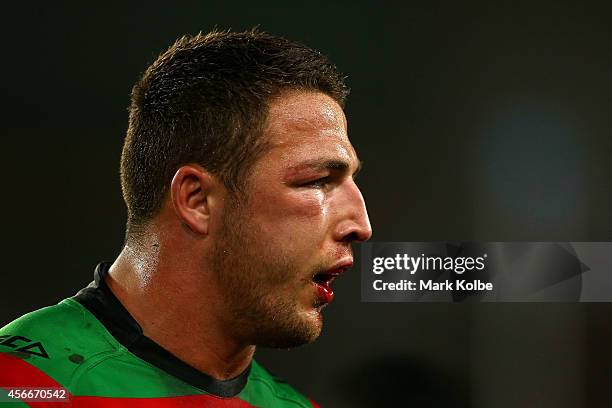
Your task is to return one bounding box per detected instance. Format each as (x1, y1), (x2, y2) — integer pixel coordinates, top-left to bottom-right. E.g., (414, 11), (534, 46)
(0, 29), (371, 407)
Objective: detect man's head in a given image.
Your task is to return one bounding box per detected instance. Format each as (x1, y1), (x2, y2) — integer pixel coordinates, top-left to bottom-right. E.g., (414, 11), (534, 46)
(119, 29), (371, 348)
(121, 29), (349, 231)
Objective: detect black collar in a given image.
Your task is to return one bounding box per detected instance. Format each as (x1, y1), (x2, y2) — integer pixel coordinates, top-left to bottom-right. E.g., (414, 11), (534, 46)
(73, 262), (250, 397)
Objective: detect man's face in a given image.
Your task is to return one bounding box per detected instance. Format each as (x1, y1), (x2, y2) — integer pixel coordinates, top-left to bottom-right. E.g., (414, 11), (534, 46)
(212, 91), (372, 348)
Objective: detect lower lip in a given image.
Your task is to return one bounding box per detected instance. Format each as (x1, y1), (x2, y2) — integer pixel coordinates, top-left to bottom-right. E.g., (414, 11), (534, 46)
(314, 282), (334, 304)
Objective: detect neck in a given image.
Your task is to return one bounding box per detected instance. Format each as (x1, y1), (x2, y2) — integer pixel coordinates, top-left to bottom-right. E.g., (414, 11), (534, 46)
(106, 240), (254, 380)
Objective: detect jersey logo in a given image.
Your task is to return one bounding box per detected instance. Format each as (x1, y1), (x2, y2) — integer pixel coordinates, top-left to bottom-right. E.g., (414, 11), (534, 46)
(0, 334), (50, 359)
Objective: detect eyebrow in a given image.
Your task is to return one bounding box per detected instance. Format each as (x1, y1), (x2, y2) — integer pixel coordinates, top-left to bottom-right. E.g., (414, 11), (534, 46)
(285, 158), (363, 178)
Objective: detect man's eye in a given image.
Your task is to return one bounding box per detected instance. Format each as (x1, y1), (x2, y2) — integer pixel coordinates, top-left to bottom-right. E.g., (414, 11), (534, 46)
(302, 176), (330, 188)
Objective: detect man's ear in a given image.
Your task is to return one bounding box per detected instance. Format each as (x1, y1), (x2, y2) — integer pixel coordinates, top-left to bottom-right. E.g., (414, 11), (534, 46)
(170, 164), (220, 235)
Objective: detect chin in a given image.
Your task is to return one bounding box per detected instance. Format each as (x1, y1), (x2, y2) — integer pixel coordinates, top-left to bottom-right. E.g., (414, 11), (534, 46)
(255, 311), (323, 349)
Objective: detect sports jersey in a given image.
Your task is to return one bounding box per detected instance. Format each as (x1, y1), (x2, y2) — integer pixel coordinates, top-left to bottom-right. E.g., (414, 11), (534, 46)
(0, 263), (319, 407)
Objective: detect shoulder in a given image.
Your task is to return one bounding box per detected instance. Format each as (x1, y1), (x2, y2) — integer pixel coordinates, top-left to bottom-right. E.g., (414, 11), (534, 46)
(0, 298), (120, 389)
(244, 360), (320, 408)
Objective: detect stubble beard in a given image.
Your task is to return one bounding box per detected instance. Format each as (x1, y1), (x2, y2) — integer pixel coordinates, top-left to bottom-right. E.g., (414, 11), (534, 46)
(211, 199), (323, 349)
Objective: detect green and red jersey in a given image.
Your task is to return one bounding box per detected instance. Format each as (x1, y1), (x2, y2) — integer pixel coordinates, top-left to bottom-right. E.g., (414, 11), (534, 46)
(0, 263), (319, 407)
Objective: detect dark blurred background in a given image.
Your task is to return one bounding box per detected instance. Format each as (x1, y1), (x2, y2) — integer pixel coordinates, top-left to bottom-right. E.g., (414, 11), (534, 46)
(1, 1), (611, 407)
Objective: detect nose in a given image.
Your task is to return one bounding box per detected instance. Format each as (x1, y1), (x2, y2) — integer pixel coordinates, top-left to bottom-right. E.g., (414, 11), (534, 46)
(333, 179), (373, 243)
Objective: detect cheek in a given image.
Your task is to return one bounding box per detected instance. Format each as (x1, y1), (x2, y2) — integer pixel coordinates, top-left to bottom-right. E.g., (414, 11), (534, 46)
(288, 191), (327, 219)
(251, 190), (328, 232)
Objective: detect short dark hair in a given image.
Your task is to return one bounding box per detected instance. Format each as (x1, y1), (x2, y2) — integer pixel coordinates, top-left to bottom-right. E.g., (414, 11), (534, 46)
(120, 28), (349, 233)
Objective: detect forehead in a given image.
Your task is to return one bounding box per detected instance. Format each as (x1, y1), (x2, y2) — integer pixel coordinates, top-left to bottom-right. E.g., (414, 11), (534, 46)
(262, 91), (356, 163)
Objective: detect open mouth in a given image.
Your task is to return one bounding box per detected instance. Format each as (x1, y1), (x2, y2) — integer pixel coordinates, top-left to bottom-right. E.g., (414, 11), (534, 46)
(312, 267), (349, 305)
